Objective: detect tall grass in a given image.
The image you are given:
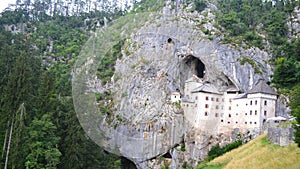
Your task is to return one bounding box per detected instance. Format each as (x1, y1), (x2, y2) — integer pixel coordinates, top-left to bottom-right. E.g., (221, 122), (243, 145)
(207, 134), (300, 169)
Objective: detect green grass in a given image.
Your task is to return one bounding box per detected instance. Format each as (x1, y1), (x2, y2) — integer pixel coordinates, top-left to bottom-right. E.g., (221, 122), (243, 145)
(197, 163), (227, 169)
(207, 134), (300, 169)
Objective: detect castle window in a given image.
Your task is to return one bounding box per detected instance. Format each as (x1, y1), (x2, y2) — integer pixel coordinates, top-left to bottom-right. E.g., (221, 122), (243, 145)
(245, 113), (247, 115)
(216, 98), (219, 102)
(250, 110), (252, 115)
(254, 122), (257, 124)
(229, 114), (231, 118)
(221, 119), (224, 122)
(205, 104), (209, 108)
(229, 106), (231, 110)
(206, 96), (209, 101)
(221, 106), (224, 110)
(255, 100), (257, 105)
(236, 104), (239, 107)
(245, 122), (247, 124)
(236, 121), (238, 124)
(205, 112), (208, 116)
(264, 111), (267, 116)
(229, 99), (232, 103)
(250, 122), (252, 124)
(222, 98), (224, 102)
(195, 96), (198, 100)
(215, 113), (218, 117)
(255, 110), (257, 115)
(228, 121), (230, 124)
(211, 97), (214, 101)
(236, 113), (238, 116)
(216, 105), (219, 109)
(221, 113), (224, 117)
(187, 104), (189, 107)
(264, 100), (267, 106)
(195, 104), (197, 107)
(250, 101), (252, 105)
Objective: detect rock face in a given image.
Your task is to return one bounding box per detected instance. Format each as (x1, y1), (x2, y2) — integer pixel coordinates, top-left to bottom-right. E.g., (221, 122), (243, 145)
(267, 128), (294, 146)
(72, 3), (276, 169)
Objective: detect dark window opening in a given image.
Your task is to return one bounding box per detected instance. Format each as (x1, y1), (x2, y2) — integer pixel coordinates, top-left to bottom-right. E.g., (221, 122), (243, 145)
(167, 38), (172, 43)
(205, 112), (208, 116)
(264, 111), (267, 116)
(221, 119), (224, 122)
(264, 100), (267, 106)
(255, 100), (257, 105)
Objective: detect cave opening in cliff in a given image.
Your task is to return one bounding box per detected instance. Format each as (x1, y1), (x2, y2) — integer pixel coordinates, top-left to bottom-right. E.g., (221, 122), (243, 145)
(185, 55), (205, 78)
(162, 152), (172, 159)
(120, 157), (137, 169)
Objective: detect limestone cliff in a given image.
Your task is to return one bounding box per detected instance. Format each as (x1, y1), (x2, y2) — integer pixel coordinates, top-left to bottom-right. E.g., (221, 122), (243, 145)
(72, 2), (276, 168)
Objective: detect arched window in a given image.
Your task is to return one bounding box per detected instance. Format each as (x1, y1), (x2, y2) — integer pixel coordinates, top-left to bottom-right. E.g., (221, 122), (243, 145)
(205, 112), (208, 116)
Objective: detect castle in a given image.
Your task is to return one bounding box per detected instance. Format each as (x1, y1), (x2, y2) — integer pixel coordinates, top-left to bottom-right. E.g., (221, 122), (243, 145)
(174, 75), (279, 135)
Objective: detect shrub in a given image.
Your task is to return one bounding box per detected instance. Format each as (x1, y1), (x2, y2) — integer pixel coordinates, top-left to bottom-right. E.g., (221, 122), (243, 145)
(207, 140), (242, 161)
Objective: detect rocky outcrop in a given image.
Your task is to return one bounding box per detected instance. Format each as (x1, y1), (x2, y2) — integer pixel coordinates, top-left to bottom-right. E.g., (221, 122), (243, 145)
(72, 2), (276, 169)
(288, 6), (300, 38)
(267, 128), (294, 146)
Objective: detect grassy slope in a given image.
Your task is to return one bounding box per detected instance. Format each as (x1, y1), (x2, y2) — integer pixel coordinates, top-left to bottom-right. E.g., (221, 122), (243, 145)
(206, 134), (300, 169)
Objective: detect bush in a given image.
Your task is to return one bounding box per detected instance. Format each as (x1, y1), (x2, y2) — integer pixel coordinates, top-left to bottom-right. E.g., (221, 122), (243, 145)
(194, 0), (207, 13)
(207, 140), (242, 161)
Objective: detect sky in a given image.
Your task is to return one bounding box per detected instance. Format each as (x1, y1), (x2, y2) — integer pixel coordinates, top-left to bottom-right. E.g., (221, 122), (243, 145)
(0, 0), (15, 12)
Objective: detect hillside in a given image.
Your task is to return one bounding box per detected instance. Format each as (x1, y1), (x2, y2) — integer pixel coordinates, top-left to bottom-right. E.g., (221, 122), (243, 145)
(205, 134), (300, 169)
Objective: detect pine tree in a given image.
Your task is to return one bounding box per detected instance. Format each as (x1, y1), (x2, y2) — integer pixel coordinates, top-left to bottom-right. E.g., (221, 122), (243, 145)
(25, 114), (61, 169)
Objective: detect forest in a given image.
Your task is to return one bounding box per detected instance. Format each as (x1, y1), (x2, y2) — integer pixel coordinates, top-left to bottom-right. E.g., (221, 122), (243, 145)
(0, 0), (299, 169)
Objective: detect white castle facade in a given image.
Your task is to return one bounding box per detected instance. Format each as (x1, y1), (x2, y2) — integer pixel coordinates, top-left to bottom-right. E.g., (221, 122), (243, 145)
(176, 75), (278, 135)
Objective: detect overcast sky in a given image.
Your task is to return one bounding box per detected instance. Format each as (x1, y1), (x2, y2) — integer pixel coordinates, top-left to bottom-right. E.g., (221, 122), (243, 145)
(0, 0), (15, 12)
